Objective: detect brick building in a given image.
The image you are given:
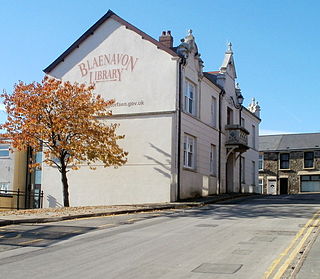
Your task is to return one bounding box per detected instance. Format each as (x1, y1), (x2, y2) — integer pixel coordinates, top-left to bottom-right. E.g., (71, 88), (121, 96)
(259, 133), (320, 194)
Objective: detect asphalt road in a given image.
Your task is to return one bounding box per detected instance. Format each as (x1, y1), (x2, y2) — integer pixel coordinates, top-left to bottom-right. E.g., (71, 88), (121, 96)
(0, 194), (320, 279)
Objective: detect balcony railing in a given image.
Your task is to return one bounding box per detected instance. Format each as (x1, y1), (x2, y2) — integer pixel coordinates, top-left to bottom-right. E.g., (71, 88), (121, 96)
(225, 124), (249, 152)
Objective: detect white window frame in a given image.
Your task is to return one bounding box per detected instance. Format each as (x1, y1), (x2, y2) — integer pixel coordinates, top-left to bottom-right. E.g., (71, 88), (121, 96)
(0, 144), (10, 158)
(211, 97), (217, 127)
(304, 151), (314, 169)
(184, 80), (196, 116)
(259, 153), (264, 170)
(184, 134), (196, 169)
(210, 144), (216, 175)
(0, 182), (10, 194)
(258, 178), (263, 194)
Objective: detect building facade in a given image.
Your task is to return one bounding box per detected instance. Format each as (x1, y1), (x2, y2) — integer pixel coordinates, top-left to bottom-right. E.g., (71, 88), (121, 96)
(19, 10), (260, 207)
(259, 133), (320, 195)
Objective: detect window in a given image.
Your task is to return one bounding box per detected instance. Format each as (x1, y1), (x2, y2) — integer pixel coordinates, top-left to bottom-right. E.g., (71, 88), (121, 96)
(184, 80), (196, 115)
(259, 178), (263, 193)
(0, 182), (10, 194)
(210, 145), (216, 175)
(241, 117), (245, 128)
(304, 152), (314, 169)
(184, 135), (195, 169)
(0, 144), (10, 157)
(227, 107), (233, 125)
(252, 125), (256, 149)
(211, 97), (217, 127)
(252, 161), (256, 185)
(280, 153), (290, 169)
(241, 156), (245, 183)
(259, 153), (264, 170)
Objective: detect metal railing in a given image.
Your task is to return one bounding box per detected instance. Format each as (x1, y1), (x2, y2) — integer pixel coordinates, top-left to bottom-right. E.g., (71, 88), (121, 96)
(0, 189), (43, 210)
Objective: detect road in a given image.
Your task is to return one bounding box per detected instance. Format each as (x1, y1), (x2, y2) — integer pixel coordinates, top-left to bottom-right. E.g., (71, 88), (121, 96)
(0, 194), (320, 279)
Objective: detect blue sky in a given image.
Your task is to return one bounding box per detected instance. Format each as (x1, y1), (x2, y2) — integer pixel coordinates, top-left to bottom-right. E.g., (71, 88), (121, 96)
(1, 0), (319, 135)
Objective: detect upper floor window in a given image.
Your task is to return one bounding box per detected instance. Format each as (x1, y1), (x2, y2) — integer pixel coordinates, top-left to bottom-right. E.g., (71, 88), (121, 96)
(184, 80), (196, 116)
(183, 134), (196, 169)
(241, 117), (245, 128)
(280, 153), (290, 169)
(252, 125), (256, 149)
(259, 153), (264, 170)
(0, 144), (10, 158)
(211, 97), (217, 127)
(227, 107), (233, 125)
(304, 152), (314, 169)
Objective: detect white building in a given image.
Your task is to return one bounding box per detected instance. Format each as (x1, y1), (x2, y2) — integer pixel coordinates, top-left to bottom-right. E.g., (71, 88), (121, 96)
(40, 10), (261, 207)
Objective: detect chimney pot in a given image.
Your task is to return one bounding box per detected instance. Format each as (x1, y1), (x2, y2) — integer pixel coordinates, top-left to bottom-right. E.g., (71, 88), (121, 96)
(159, 30), (173, 48)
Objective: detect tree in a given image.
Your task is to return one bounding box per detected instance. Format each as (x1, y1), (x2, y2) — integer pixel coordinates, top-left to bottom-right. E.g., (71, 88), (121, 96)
(0, 77), (128, 207)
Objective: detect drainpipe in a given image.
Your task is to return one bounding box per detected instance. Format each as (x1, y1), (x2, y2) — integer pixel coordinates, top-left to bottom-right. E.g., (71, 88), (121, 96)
(176, 59), (183, 201)
(239, 106), (243, 193)
(217, 89), (225, 195)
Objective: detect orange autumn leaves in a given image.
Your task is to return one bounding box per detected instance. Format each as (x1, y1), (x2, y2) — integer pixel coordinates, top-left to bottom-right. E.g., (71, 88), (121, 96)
(0, 77), (128, 172)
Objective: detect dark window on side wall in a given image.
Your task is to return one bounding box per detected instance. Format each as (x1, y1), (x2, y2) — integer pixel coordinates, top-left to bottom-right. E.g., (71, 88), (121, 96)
(280, 153), (290, 169)
(304, 152), (314, 168)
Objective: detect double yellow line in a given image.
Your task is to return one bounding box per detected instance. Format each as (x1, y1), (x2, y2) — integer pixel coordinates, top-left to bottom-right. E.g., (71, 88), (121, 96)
(264, 209), (320, 278)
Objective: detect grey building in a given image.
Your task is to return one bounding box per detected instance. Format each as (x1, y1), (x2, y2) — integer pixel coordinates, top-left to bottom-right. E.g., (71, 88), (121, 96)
(259, 133), (320, 194)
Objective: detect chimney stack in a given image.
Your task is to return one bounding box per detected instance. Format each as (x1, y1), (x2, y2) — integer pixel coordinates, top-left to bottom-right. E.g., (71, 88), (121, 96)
(159, 30), (173, 48)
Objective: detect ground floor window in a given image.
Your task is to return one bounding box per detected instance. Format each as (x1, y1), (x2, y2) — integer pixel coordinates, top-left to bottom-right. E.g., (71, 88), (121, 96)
(301, 175), (320, 192)
(258, 178), (263, 194)
(0, 182), (10, 194)
(183, 134), (195, 169)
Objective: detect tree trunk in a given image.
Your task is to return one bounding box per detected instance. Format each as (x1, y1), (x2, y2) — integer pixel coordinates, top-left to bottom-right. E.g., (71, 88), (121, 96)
(61, 167), (70, 207)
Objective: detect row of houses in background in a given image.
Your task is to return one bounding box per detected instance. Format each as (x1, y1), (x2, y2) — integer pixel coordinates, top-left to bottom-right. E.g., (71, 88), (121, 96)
(1, 11), (317, 210)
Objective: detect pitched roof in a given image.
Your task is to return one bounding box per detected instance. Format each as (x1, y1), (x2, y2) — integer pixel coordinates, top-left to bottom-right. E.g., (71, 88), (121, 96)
(43, 10), (178, 73)
(259, 133), (320, 151)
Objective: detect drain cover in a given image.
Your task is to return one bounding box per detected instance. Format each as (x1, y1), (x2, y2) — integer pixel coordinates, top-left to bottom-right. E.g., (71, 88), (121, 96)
(192, 263), (243, 274)
(232, 249), (252, 255)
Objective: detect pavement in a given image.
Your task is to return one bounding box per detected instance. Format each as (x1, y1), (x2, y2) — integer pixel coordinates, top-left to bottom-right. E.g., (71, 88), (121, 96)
(0, 193), (254, 227)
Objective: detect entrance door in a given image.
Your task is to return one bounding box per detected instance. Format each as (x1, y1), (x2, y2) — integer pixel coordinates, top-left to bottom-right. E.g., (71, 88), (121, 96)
(267, 179), (277, 195)
(280, 178), (288, 194)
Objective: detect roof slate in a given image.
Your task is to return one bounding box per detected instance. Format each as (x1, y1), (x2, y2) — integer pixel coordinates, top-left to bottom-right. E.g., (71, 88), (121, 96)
(259, 133), (320, 151)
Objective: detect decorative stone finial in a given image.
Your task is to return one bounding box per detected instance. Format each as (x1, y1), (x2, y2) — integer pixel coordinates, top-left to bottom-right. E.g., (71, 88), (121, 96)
(227, 42), (233, 53)
(248, 98), (261, 118)
(235, 82), (240, 90)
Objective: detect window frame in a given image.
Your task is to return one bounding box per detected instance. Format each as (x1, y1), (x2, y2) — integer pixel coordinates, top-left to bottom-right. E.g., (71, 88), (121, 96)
(304, 151), (314, 169)
(279, 153), (290, 170)
(259, 153), (264, 170)
(183, 134), (196, 169)
(209, 144), (216, 175)
(184, 80), (196, 116)
(0, 144), (10, 158)
(211, 96), (217, 128)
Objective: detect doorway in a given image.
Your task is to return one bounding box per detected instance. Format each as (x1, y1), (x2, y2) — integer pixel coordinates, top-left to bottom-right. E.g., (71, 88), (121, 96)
(267, 179), (277, 195)
(280, 178), (288, 195)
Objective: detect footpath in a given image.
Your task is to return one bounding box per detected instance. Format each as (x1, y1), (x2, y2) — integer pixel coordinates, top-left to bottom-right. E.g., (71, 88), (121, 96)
(0, 193), (253, 227)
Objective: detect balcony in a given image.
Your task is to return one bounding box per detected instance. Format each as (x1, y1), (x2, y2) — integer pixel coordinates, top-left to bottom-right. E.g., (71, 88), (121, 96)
(225, 124), (249, 153)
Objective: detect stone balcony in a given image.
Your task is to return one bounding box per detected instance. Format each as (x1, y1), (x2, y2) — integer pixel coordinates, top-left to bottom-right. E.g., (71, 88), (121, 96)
(225, 124), (250, 153)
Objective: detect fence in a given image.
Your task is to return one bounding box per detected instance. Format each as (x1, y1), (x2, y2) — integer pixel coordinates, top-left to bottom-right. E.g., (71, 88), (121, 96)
(0, 189), (44, 210)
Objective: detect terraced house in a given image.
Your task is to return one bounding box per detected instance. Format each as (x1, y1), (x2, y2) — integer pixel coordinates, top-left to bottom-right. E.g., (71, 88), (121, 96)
(2, 10), (261, 208)
(259, 133), (320, 195)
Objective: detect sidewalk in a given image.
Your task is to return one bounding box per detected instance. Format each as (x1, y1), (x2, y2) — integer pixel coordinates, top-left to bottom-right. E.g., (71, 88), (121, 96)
(296, 231), (320, 279)
(0, 193), (254, 227)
